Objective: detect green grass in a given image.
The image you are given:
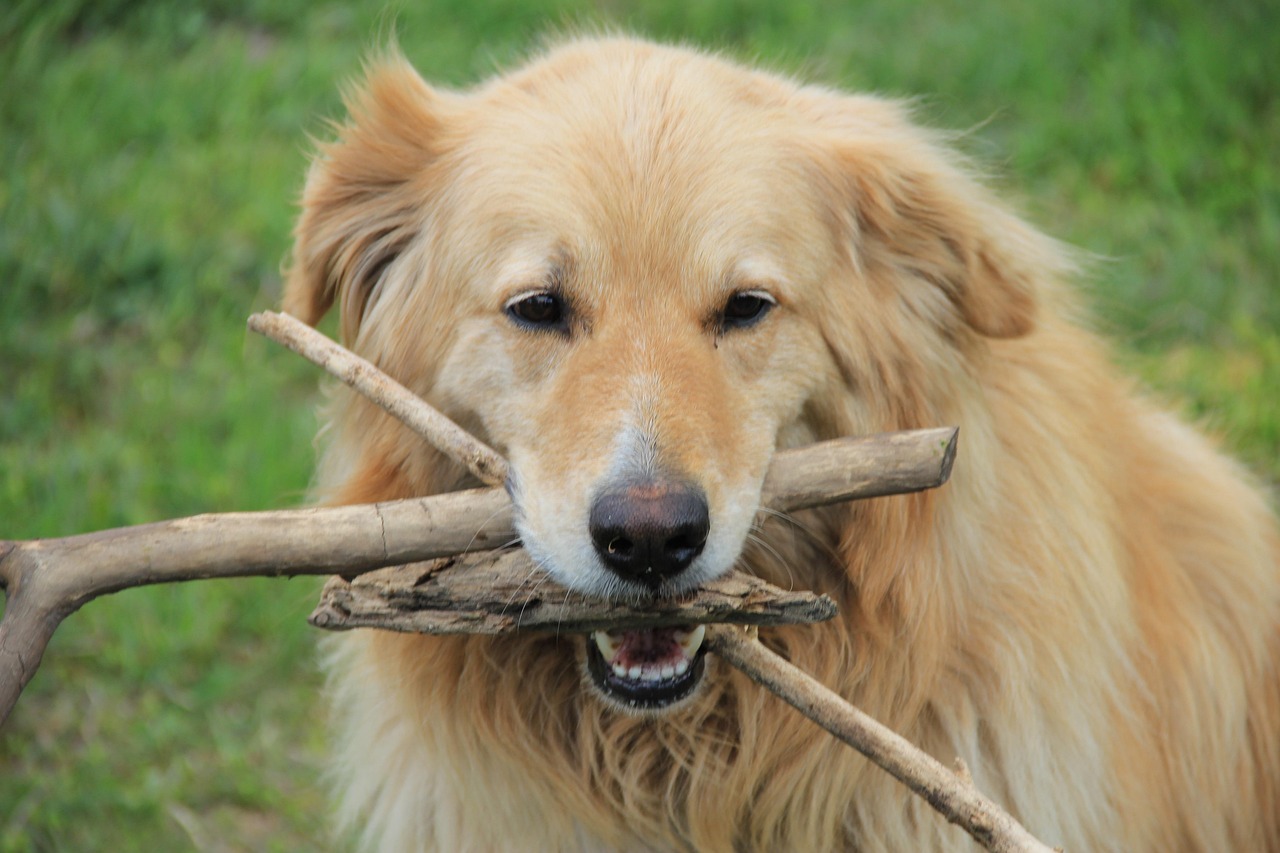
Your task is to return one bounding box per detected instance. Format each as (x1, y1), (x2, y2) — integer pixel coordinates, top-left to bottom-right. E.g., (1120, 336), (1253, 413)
(1, 0), (1276, 848)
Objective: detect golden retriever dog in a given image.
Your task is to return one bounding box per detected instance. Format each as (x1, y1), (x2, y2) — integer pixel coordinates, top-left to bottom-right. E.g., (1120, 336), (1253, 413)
(283, 37), (1280, 851)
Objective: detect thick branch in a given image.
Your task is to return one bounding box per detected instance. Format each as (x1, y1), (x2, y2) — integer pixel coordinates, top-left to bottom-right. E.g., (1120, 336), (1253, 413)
(310, 550), (838, 634)
(0, 428), (953, 727)
(707, 626), (1058, 853)
(247, 311), (509, 487)
(763, 426), (957, 512)
(0, 488), (500, 726)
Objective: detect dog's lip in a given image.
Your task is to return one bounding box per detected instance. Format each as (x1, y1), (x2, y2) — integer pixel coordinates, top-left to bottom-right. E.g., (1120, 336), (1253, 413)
(585, 625), (707, 708)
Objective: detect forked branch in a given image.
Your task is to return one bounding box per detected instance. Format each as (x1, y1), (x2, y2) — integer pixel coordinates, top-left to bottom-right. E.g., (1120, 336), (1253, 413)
(0, 310), (1055, 852)
(0, 405), (955, 725)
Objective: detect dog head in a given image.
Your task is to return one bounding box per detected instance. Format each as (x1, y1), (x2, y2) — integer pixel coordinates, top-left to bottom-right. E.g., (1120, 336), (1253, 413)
(286, 38), (1053, 711)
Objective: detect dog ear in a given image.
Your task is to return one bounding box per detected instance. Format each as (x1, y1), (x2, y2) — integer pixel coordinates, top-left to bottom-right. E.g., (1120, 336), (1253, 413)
(823, 102), (1058, 339)
(284, 54), (451, 342)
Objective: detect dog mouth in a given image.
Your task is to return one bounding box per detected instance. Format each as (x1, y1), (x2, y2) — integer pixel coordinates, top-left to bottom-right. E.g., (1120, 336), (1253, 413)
(584, 624), (708, 710)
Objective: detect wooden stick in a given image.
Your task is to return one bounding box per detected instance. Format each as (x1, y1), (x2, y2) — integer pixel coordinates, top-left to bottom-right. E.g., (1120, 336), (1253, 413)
(0, 315), (1054, 852)
(309, 549), (837, 634)
(764, 427), (957, 512)
(306, 550), (1052, 850)
(0, 429), (953, 726)
(247, 310), (509, 487)
(311, 554), (1056, 851)
(708, 626), (1057, 853)
(310, 549), (1056, 852)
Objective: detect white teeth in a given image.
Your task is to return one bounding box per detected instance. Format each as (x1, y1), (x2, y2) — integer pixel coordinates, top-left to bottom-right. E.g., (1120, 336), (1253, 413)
(677, 624), (706, 656)
(595, 625), (706, 685)
(593, 631), (620, 662)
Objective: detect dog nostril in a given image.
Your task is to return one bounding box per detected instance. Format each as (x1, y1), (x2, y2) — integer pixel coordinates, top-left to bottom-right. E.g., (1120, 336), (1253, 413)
(664, 533), (700, 558)
(589, 481), (710, 590)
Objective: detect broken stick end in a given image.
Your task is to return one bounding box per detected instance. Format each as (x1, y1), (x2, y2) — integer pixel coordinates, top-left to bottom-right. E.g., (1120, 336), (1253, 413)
(936, 426), (960, 488)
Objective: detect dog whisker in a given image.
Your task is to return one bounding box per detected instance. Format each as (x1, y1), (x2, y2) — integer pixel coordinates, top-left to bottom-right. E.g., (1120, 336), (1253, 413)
(516, 573), (554, 628)
(501, 559), (547, 620)
(462, 503), (520, 555)
(743, 532), (798, 592)
(554, 583), (575, 639)
(509, 551), (562, 626)
(754, 506), (845, 570)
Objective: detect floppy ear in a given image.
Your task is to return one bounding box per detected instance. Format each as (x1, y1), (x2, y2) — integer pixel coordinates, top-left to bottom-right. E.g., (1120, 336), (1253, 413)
(284, 54), (450, 343)
(825, 102), (1058, 339)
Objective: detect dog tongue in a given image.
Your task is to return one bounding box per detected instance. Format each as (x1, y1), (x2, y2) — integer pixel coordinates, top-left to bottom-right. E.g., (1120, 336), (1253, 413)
(593, 625), (706, 672)
(616, 628), (682, 665)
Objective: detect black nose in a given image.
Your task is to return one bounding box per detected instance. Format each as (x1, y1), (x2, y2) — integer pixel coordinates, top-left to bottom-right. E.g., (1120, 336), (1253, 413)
(588, 481), (710, 590)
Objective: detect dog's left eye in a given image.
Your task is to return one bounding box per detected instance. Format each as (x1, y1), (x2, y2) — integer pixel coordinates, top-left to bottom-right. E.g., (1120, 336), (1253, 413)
(505, 291), (567, 331)
(720, 290), (776, 329)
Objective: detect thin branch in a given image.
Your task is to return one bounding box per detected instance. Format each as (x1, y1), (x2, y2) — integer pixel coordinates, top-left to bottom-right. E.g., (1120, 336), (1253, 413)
(707, 626), (1057, 853)
(247, 310), (509, 487)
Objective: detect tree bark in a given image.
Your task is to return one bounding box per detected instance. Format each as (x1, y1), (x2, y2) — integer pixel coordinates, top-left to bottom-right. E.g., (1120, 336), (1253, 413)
(310, 550), (838, 635)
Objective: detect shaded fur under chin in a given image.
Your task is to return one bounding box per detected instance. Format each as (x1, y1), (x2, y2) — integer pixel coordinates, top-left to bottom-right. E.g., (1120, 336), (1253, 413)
(322, 497), (1023, 852)
(324, 604), (927, 852)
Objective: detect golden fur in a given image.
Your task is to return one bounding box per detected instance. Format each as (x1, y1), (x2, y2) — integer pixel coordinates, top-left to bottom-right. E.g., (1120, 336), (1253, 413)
(284, 38), (1280, 851)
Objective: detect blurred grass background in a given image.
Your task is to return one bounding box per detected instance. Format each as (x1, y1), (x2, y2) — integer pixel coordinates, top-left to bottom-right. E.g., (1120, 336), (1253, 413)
(1, 0), (1276, 848)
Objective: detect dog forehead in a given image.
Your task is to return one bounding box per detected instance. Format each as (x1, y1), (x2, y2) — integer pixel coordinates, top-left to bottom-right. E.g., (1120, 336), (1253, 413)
(485, 38), (794, 126)
(477, 45), (793, 184)
(445, 43), (830, 298)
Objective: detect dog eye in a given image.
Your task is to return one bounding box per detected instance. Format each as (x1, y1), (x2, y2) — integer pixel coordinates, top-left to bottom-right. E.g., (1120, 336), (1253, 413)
(505, 291), (566, 330)
(721, 290), (776, 329)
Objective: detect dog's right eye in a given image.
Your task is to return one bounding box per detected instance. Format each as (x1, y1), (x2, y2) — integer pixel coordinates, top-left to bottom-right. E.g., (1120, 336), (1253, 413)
(720, 290), (776, 330)
(505, 291), (567, 331)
